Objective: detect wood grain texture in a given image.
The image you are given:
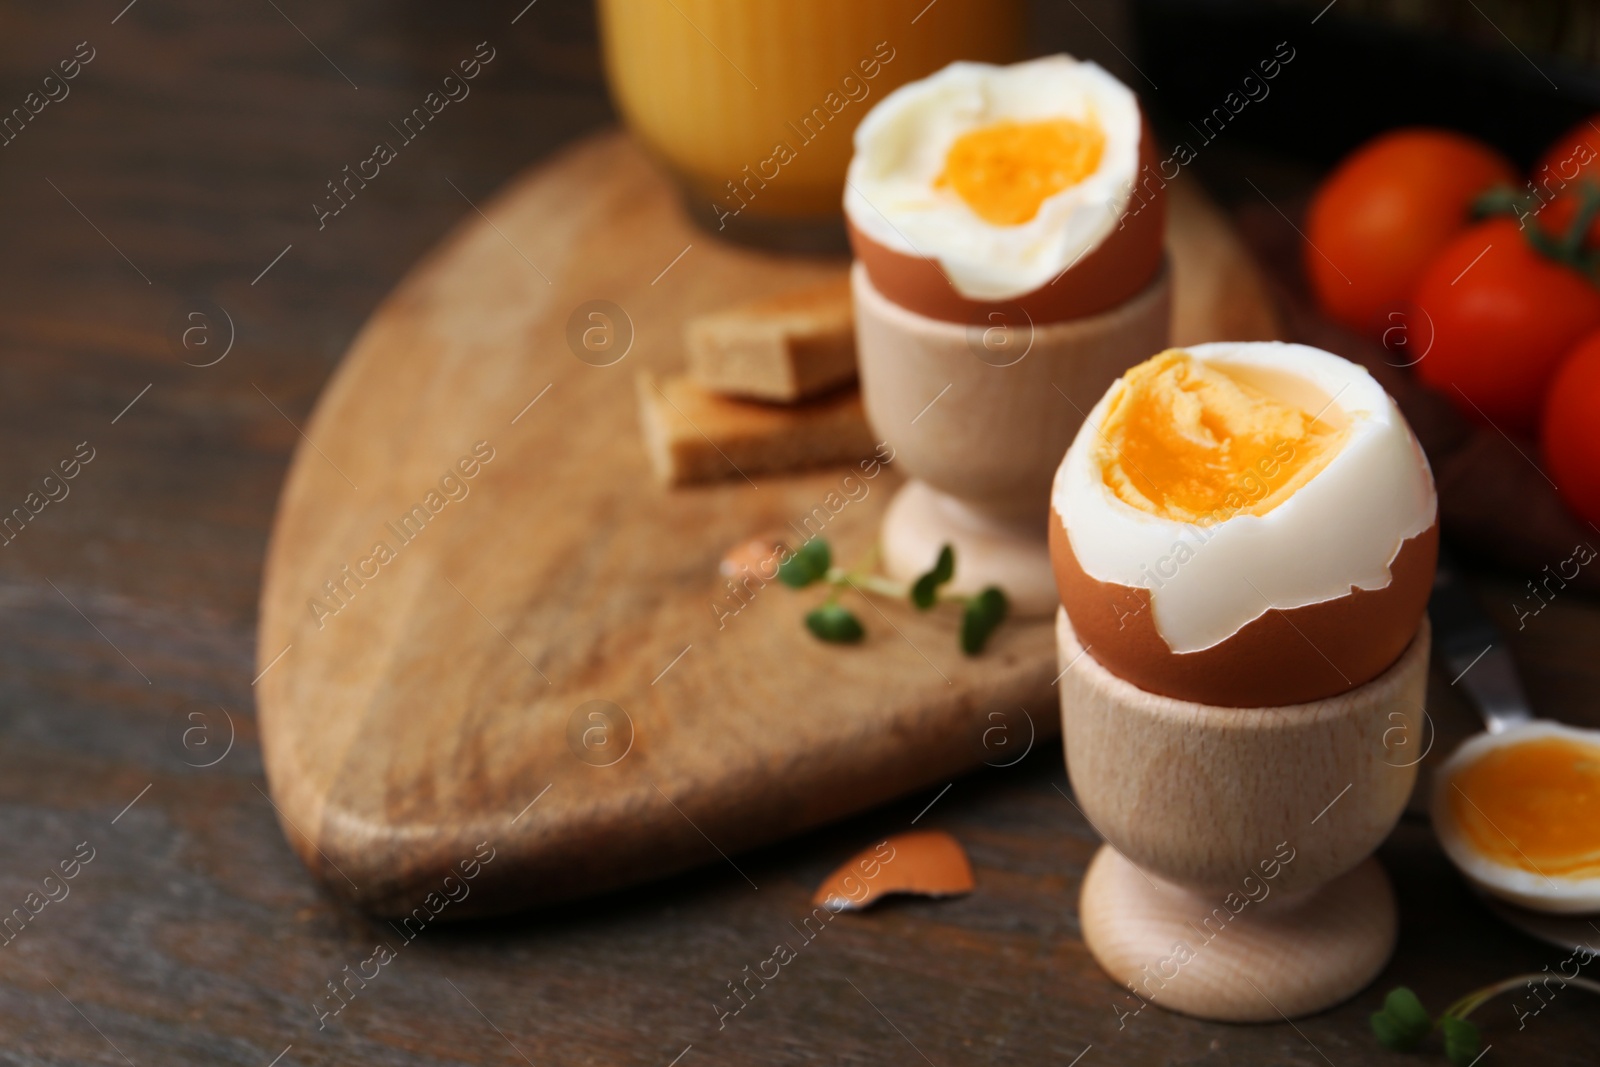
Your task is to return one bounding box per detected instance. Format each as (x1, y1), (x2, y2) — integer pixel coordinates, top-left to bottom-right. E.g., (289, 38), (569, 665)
(4, 3), (1599, 1062)
(256, 131), (1060, 919)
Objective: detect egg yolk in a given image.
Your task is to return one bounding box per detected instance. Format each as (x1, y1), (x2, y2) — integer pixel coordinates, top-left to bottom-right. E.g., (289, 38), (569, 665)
(936, 118), (1105, 226)
(1449, 737), (1600, 879)
(1097, 350), (1347, 525)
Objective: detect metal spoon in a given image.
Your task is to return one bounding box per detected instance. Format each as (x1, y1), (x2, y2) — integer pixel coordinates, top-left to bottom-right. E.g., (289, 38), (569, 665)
(1428, 559), (1533, 736)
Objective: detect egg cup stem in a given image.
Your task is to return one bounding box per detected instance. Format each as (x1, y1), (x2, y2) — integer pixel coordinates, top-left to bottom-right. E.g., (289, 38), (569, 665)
(880, 479), (1059, 616)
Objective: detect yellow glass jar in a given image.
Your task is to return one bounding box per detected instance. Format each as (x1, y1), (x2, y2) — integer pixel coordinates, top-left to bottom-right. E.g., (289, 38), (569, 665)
(598, 0), (1021, 247)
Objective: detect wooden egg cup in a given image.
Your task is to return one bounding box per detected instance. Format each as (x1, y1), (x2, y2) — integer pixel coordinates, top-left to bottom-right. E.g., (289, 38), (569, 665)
(852, 262), (1171, 618)
(1057, 609), (1430, 1021)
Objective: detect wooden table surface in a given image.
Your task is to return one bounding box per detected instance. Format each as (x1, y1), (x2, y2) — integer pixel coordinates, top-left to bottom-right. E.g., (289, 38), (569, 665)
(3, 2), (1597, 1064)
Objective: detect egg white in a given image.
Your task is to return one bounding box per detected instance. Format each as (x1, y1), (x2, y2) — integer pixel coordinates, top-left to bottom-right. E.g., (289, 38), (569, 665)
(1432, 721), (1600, 914)
(1050, 342), (1437, 654)
(844, 55), (1142, 302)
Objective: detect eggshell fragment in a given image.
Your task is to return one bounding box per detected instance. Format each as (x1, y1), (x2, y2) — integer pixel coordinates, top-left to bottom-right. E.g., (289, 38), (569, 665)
(720, 536), (788, 581)
(812, 831), (974, 911)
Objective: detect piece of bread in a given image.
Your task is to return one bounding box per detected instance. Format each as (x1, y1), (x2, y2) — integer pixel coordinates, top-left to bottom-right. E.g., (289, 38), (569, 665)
(636, 372), (875, 487)
(685, 275), (856, 402)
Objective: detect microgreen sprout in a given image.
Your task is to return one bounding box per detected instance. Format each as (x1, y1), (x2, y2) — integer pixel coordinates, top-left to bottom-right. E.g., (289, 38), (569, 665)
(1371, 975), (1600, 1065)
(779, 538), (1008, 655)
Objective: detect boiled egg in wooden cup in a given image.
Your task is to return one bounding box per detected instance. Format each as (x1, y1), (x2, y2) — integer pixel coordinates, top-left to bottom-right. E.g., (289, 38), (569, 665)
(1051, 342), (1441, 1021)
(846, 55), (1171, 616)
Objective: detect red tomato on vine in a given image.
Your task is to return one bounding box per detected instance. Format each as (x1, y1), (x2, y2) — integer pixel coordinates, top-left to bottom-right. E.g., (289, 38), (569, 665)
(1412, 216), (1600, 434)
(1305, 129), (1516, 336)
(1526, 115), (1600, 247)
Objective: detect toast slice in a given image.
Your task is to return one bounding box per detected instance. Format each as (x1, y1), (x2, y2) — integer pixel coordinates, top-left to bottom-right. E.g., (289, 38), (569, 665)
(685, 275), (856, 402)
(636, 372), (875, 487)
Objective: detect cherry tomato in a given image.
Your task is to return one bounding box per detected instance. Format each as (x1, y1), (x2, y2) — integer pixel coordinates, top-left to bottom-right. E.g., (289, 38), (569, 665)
(1543, 329), (1600, 529)
(1413, 217), (1600, 434)
(1534, 115), (1600, 195)
(1305, 129), (1517, 335)
(1528, 115), (1600, 247)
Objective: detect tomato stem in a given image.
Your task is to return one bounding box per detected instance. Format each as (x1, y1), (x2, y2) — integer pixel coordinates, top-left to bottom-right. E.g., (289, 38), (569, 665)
(1471, 184), (1530, 221)
(1475, 179), (1600, 284)
(1561, 179), (1600, 258)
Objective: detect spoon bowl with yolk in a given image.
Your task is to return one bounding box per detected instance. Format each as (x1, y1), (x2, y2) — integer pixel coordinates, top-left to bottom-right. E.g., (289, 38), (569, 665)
(1432, 720), (1600, 914)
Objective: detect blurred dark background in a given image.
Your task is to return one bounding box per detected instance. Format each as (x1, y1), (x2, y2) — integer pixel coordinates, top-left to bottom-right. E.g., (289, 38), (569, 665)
(1127, 0), (1600, 168)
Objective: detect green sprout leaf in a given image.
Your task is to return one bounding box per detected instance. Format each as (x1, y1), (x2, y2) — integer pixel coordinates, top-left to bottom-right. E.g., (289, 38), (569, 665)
(1441, 1015), (1483, 1067)
(778, 538), (831, 588)
(1370, 987), (1432, 1053)
(805, 602), (864, 644)
(960, 586), (1008, 656)
(910, 544), (955, 610)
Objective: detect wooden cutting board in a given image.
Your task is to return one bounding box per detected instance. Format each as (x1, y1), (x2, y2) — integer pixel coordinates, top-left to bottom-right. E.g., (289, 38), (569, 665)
(256, 131), (1278, 919)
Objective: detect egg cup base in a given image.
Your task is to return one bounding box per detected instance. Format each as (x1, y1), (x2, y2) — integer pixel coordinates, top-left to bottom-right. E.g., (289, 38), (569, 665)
(1080, 845), (1398, 1022)
(882, 478), (1058, 618)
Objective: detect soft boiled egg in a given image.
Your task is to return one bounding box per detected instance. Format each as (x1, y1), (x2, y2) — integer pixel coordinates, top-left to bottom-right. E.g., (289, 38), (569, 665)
(1049, 342), (1438, 708)
(1433, 721), (1600, 913)
(844, 55), (1164, 324)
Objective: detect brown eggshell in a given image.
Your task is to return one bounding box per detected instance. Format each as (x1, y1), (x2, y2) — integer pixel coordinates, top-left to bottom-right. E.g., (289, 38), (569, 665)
(1049, 506), (1439, 707)
(811, 830), (974, 911)
(848, 121), (1165, 325)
